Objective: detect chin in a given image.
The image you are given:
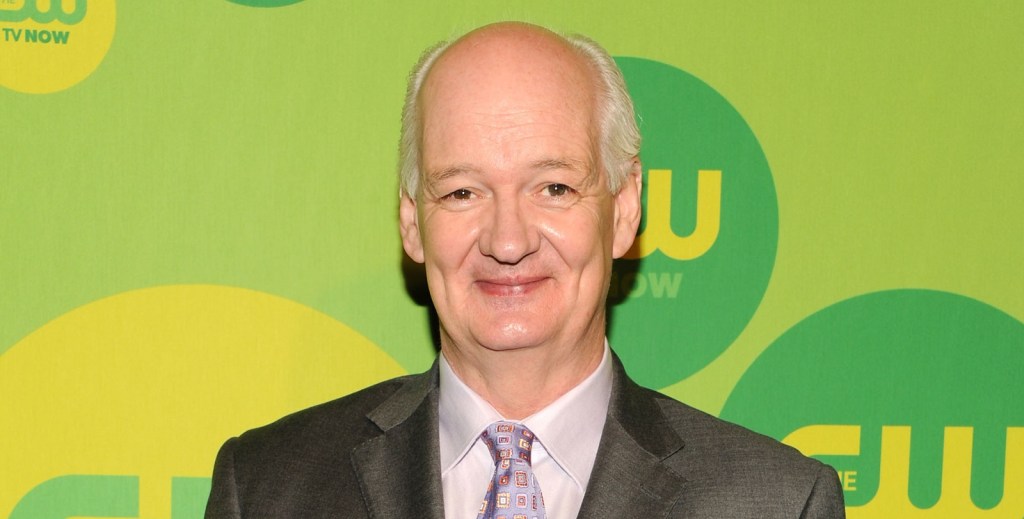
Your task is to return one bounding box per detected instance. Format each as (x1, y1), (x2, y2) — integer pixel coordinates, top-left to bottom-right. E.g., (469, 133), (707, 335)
(471, 321), (553, 352)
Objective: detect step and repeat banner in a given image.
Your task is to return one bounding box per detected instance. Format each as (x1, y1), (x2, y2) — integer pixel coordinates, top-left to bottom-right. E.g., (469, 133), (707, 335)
(2, 2), (1021, 517)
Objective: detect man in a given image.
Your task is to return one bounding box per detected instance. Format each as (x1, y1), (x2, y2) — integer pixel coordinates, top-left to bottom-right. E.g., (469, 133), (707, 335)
(206, 22), (845, 518)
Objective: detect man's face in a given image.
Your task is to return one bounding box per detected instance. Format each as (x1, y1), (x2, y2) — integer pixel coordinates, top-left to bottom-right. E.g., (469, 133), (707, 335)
(399, 29), (640, 359)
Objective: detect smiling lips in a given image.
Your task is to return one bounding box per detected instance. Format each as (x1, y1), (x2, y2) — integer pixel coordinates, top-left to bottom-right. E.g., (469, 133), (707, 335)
(475, 276), (550, 297)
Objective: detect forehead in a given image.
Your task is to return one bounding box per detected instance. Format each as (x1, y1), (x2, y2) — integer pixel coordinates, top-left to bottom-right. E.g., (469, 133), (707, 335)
(418, 28), (599, 169)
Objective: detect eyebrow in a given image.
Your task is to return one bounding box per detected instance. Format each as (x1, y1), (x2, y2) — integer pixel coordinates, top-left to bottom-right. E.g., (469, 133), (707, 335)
(425, 158), (594, 183)
(425, 164), (480, 182)
(531, 158), (589, 174)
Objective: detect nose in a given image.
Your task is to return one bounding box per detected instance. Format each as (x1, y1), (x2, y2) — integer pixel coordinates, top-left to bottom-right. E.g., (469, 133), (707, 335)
(478, 195), (539, 264)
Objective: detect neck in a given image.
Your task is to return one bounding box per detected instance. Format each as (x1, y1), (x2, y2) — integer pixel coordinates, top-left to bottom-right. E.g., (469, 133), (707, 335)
(441, 334), (605, 420)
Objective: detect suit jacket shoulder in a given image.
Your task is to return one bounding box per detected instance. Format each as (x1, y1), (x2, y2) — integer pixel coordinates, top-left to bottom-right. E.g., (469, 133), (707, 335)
(205, 371), (443, 518)
(589, 364), (845, 518)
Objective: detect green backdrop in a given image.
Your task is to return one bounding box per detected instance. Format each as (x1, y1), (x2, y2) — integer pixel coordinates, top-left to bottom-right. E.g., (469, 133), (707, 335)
(2, 2), (1021, 517)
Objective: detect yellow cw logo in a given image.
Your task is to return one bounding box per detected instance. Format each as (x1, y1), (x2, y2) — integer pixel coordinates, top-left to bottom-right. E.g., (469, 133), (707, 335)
(783, 424), (1024, 517)
(625, 169), (722, 261)
(0, 0), (116, 94)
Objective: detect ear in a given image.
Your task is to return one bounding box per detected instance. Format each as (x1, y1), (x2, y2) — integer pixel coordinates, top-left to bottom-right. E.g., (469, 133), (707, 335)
(611, 158), (643, 259)
(399, 194), (425, 263)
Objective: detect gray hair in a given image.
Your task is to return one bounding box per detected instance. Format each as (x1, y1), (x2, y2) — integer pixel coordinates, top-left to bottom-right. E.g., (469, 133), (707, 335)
(398, 29), (641, 197)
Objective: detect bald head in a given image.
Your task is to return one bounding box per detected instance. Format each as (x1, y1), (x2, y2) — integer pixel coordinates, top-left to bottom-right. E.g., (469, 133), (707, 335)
(430, 22), (591, 82)
(398, 22), (640, 197)
(424, 23), (596, 109)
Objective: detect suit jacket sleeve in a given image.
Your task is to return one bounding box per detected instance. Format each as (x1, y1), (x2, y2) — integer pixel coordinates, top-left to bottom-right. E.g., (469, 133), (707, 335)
(206, 438), (243, 519)
(800, 462), (846, 519)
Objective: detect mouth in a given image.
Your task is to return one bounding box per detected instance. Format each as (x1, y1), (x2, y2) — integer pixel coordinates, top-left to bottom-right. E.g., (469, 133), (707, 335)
(474, 276), (549, 297)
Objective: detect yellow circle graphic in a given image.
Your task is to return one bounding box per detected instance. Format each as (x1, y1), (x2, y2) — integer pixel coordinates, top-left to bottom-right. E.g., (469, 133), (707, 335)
(0, 285), (406, 517)
(0, 0), (116, 94)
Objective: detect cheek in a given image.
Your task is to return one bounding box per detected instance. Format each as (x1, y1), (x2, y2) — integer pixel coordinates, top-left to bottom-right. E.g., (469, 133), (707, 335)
(421, 214), (477, 269)
(542, 213), (611, 268)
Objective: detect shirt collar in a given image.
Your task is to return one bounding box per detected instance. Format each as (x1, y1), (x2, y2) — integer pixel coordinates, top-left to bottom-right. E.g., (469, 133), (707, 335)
(438, 353), (503, 475)
(438, 342), (613, 488)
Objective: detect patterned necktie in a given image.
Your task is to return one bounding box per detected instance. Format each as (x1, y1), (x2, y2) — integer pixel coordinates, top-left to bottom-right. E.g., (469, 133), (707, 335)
(476, 421), (547, 519)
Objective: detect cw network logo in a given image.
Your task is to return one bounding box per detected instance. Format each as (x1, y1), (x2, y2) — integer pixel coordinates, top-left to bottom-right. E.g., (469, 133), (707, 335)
(0, 0), (114, 93)
(627, 169), (721, 261)
(784, 424), (1024, 516)
(609, 168), (721, 300)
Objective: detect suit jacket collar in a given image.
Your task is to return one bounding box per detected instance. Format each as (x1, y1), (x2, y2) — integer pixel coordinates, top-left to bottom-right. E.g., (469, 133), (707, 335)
(350, 355), (687, 519)
(351, 363), (446, 519)
(577, 355), (688, 518)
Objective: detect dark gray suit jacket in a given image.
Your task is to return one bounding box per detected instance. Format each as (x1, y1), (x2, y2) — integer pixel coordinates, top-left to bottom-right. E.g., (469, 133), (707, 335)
(205, 357), (845, 518)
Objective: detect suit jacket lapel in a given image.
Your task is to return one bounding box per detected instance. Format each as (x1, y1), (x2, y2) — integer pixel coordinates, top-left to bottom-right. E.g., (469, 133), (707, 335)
(577, 357), (688, 519)
(351, 365), (445, 519)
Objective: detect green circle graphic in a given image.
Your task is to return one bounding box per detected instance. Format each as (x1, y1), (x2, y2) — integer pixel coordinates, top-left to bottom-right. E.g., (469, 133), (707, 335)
(226, 0), (305, 7)
(610, 57), (778, 388)
(721, 290), (1024, 509)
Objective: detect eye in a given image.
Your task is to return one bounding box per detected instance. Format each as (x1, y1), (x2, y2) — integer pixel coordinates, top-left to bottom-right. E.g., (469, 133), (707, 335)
(442, 188), (474, 201)
(543, 184), (574, 197)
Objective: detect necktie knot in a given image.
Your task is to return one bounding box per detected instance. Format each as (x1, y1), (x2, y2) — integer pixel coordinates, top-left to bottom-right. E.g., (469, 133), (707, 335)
(482, 421), (535, 467)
